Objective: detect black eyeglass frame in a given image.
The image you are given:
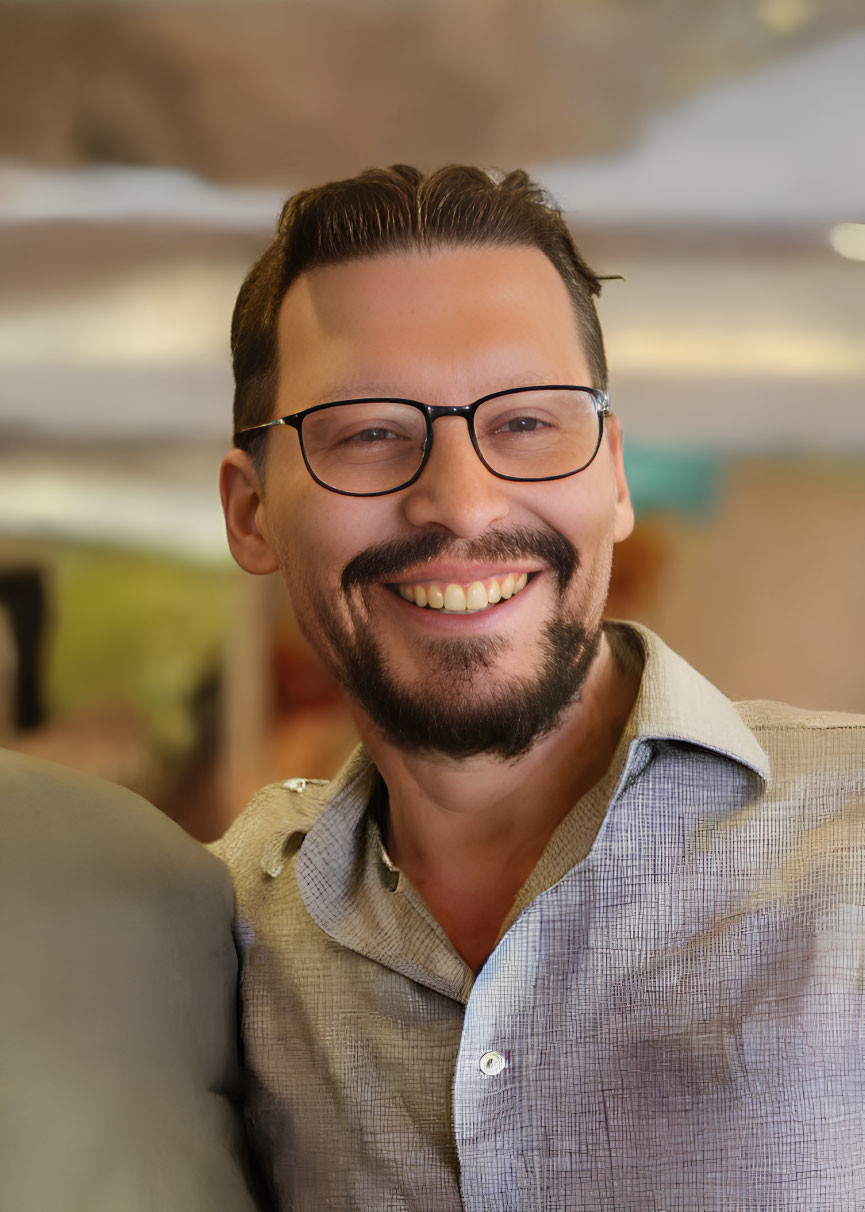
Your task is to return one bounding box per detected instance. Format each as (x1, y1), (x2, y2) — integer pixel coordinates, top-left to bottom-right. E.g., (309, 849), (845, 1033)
(233, 384), (611, 498)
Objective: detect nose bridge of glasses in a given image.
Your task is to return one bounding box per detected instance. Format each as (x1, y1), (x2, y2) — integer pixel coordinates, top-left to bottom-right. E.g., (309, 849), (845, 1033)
(425, 406), (483, 467)
(427, 403), (476, 422)
(412, 408), (495, 495)
(404, 406), (510, 530)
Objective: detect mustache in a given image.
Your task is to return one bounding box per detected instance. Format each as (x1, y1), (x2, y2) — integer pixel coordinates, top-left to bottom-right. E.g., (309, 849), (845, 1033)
(341, 527), (578, 596)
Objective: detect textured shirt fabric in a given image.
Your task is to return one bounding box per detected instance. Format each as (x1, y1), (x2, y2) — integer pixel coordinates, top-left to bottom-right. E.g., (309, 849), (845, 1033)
(212, 623), (865, 1211)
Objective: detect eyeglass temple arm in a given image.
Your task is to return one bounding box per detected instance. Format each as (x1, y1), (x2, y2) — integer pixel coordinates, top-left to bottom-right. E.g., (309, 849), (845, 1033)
(234, 415), (301, 443)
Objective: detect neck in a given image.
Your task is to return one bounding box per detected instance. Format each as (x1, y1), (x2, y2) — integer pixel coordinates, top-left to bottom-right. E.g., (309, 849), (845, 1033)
(352, 628), (641, 971)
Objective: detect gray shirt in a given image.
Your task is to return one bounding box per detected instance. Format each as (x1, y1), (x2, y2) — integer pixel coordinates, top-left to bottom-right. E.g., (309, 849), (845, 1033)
(1, 748), (262, 1212)
(213, 623), (865, 1210)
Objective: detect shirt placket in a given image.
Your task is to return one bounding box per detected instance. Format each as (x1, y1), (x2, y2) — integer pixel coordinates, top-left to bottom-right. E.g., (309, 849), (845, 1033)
(453, 910), (544, 1211)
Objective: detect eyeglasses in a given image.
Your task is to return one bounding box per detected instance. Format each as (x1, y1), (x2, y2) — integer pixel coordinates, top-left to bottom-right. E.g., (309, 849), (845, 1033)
(233, 384), (610, 498)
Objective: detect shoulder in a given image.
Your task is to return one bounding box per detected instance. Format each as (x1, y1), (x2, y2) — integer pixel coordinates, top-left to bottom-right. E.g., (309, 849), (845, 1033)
(736, 699), (865, 733)
(0, 747), (229, 898)
(208, 776), (332, 885)
(0, 759), (259, 1208)
(0, 744), (156, 815)
(733, 699), (865, 792)
(736, 698), (865, 753)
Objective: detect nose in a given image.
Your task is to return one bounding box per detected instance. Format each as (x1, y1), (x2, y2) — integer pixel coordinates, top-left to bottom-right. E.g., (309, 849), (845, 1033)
(400, 415), (511, 536)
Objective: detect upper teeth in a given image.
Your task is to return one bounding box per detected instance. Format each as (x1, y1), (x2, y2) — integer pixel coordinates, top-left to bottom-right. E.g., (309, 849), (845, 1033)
(396, 573), (529, 613)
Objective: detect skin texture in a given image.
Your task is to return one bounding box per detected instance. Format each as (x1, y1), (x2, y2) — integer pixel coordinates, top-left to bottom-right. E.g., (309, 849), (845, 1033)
(221, 244), (637, 970)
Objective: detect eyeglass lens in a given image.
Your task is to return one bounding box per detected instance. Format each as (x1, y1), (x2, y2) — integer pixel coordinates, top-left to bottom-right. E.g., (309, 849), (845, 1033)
(301, 388), (602, 494)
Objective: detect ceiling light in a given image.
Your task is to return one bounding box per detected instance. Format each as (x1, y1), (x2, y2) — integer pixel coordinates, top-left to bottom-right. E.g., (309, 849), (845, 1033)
(756, 0), (815, 36)
(829, 223), (865, 262)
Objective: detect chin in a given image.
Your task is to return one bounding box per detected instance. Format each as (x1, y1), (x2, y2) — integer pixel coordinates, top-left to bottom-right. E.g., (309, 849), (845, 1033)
(342, 616), (602, 761)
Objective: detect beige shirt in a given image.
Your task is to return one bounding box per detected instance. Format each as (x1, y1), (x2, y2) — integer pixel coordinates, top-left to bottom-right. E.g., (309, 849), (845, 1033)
(212, 623), (865, 1211)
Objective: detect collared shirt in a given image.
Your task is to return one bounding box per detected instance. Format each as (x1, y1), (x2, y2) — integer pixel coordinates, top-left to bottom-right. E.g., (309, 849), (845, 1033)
(212, 623), (865, 1211)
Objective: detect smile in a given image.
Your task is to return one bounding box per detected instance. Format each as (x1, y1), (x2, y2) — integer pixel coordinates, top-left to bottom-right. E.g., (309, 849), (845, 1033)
(388, 572), (531, 614)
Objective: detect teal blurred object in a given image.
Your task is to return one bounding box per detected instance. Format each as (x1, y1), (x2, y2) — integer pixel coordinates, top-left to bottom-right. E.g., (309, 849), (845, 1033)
(623, 444), (723, 517)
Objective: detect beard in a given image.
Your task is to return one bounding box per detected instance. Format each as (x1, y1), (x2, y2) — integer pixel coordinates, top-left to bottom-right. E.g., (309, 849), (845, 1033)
(295, 527), (605, 761)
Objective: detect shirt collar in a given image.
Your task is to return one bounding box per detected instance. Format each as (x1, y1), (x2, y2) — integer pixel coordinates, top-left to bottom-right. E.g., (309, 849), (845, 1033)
(613, 621), (769, 781)
(290, 623), (768, 991)
(294, 749), (472, 1000)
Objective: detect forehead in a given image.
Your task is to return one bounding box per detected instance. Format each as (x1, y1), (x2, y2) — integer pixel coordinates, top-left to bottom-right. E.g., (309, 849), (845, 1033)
(275, 245), (589, 401)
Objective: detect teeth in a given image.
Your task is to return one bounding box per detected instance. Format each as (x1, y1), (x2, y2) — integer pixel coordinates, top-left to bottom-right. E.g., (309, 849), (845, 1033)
(466, 581), (487, 611)
(394, 573), (531, 613)
(443, 584), (467, 612)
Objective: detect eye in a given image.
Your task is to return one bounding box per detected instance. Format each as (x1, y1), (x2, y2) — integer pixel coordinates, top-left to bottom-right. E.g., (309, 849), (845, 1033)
(349, 426), (402, 444)
(484, 410), (558, 440)
(497, 415), (550, 434)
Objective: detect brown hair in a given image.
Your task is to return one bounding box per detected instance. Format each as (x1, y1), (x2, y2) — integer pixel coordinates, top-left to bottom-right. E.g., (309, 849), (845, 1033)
(231, 164), (608, 452)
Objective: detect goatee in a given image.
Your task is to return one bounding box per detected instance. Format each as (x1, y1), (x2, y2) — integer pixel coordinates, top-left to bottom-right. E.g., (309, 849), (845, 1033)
(307, 527), (602, 761)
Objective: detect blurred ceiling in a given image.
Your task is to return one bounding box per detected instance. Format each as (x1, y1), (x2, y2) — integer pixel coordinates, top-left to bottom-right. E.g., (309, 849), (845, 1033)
(2, 0), (863, 185)
(1, 0), (863, 554)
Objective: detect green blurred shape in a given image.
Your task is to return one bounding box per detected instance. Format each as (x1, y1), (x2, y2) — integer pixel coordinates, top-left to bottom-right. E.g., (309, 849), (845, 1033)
(623, 444), (723, 517)
(49, 546), (239, 758)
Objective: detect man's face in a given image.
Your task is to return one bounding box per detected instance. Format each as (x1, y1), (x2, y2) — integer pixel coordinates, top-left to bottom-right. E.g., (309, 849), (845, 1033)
(223, 244), (633, 759)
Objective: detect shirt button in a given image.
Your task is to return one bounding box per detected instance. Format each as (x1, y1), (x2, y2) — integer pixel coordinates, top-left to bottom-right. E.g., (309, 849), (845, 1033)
(479, 1050), (507, 1076)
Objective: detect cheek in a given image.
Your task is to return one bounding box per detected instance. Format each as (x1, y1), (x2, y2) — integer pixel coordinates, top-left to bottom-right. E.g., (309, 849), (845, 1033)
(540, 481), (616, 554)
(274, 487), (390, 587)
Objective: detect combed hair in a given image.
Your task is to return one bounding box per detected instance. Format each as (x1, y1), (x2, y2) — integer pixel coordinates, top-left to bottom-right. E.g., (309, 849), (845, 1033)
(231, 164), (608, 450)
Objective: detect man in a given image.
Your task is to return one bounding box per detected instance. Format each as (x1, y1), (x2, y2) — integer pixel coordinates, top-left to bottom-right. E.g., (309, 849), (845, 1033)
(0, 747), (263, 1211)
(215, 165), (865, 1210)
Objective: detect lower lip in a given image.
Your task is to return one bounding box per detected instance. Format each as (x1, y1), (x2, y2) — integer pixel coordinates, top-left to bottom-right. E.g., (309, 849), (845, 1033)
(379, 575), (539, 633)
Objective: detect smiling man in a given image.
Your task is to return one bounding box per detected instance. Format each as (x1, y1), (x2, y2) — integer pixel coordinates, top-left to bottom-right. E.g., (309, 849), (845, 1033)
(215, 166), (865, 1211)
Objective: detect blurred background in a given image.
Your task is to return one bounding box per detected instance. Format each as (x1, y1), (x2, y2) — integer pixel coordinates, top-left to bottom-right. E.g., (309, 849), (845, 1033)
(1, 0), (862, 840)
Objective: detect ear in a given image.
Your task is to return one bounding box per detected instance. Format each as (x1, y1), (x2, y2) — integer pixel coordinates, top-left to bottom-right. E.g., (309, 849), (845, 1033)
(604, 415), (635, 544)
(219, 449), (279, 574)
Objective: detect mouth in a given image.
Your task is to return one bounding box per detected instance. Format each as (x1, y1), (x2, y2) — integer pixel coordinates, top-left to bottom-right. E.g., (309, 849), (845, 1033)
(386, 571), (533, 614)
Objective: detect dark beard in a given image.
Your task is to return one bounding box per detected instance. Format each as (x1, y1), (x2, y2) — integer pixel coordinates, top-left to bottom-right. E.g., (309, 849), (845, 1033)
(297, 526), (603, 760)
(327, 615), (596, 756)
